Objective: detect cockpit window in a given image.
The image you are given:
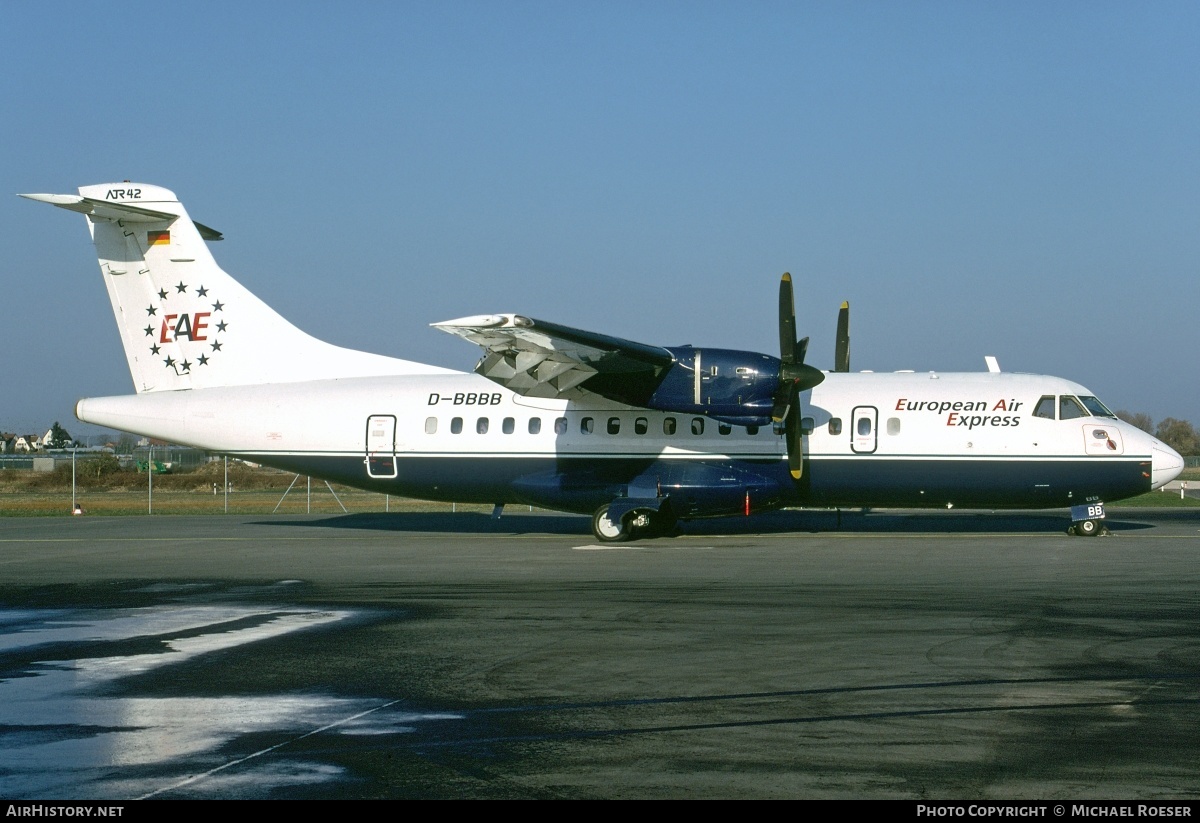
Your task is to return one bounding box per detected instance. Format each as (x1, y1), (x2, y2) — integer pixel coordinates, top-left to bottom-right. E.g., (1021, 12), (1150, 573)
(1033, 396), (1056, 419)
(1059, 396), (1087, 420)
(1078, 395), (1116, 418)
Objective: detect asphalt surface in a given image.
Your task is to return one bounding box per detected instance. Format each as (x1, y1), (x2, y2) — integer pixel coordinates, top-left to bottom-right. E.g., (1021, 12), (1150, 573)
(0, 508), (1197, 799)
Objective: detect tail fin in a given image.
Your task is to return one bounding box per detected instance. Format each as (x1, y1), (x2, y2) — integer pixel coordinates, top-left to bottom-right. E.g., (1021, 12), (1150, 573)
(21, 183), (452, 392)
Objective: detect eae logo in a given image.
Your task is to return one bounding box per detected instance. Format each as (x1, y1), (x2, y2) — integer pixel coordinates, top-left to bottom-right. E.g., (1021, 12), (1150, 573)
(159, 312), (210, 343)
(142, 283), (228, 373)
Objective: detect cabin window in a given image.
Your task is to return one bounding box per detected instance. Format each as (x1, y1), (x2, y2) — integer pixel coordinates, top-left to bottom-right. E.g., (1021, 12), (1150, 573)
(476, 417), (489, 434)
(1033, 396), (1056, 419)
(1059, 396), (1087, 420)
(691, 418), (705, 435)
(528, 417), (542, 435)
(424, 417), (437, 435)
(664, 417), (677, 435)
(887, 417), (901, 435)
(635, 417), (648, 435)
(581, 417), (594, 434)
(607, 417), (621, 435)
(828, 418), (842, 436)
(857, 416), (872, 436)
(800, 417), (814, 435)
(747, 425), (759, 435)
(451, 417), (463, 434)
(502, 417), (515, 434)
(718, 422), (732, 435)
(554, 417), (567, 434)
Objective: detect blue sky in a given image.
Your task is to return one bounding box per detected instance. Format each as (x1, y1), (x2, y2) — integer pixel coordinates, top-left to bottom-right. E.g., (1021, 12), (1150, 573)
(4, 2), (1198, 436)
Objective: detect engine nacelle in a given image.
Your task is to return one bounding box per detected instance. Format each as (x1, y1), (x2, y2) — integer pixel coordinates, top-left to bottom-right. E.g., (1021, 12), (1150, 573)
(642, 346), (782, 426)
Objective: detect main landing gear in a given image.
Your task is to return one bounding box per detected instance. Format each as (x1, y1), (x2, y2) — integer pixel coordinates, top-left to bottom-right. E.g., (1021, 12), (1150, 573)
(591, 504), (678, 542)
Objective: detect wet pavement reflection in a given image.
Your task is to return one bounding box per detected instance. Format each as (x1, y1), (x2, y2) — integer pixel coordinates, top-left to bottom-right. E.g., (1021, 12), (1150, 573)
(0, 588), (461, 799)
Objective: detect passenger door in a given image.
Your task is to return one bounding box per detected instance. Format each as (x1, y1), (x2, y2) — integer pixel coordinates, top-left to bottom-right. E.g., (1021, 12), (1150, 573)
(851, 406), (878, 454)
(365, 414), (397, 478)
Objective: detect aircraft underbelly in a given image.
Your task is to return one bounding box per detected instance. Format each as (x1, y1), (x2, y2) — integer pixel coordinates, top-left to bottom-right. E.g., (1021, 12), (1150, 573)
(239, 452), (795, 515)
(803, 456), (1151, 508)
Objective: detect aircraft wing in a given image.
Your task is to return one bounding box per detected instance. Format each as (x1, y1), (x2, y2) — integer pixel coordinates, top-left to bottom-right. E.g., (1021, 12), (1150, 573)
(432, 314), (676, 405)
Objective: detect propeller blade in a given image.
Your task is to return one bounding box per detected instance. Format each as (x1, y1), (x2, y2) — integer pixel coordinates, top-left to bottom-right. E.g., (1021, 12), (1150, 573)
(834, 301), (850, 373)
(774, 272), (820, 478)
(770, 391), (791, 424)
(785, 383), (804, 480)
(795, 335), (809, 366)
(778, 273), (797, 366)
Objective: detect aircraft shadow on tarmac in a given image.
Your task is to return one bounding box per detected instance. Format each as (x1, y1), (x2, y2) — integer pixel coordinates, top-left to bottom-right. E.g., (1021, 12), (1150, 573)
(248, 508), (1186, 537)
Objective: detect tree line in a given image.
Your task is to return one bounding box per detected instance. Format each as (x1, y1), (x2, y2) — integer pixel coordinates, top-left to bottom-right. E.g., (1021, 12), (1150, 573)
(1116, 412), (1199, 456)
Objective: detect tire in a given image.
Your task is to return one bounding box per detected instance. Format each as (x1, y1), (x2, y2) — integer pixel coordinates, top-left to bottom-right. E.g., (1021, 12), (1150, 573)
(592, 505), (629, 542)
(1076, 518), (1100, 537)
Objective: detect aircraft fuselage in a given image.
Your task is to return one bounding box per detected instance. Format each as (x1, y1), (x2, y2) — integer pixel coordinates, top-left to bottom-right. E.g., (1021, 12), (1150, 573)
(76, 369), (1173, 518)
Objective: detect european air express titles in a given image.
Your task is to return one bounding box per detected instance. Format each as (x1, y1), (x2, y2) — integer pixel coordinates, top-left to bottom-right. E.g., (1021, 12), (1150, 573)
(895, 398), (1023, 430)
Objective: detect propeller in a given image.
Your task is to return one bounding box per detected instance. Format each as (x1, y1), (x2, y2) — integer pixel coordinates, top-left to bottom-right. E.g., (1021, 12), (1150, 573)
(772, 273), (826, 479)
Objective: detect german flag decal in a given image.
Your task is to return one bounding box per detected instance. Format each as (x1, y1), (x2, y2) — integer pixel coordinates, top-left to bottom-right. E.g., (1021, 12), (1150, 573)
(148, 230), (170, 246)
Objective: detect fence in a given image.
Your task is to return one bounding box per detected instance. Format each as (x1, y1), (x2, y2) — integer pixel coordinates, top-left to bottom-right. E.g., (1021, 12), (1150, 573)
(0, 448), (212, 472)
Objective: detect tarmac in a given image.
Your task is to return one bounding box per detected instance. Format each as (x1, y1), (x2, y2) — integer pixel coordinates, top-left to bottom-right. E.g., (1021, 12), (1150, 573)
(0, 507), (1197, 799)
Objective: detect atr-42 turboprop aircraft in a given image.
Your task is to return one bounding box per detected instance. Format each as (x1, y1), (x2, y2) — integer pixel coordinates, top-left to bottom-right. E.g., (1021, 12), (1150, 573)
(22, 183), (1184, 541)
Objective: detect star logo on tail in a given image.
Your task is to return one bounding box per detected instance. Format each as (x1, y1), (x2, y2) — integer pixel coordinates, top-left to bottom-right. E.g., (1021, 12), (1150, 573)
(147, 283), (230, 373)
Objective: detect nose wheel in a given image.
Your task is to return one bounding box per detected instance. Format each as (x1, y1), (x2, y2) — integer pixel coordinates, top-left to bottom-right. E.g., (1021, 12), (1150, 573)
(1068, 502), (1108, 537)
(1068, 518), (1107, 537)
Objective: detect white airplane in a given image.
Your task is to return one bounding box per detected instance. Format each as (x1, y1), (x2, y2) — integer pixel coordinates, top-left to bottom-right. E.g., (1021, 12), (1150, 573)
(22, 183), (1184, 541)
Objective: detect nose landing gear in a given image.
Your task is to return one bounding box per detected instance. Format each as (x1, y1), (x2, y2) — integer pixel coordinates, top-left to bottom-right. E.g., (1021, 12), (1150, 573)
(1068, 518), (1106, 537)
(1068, 501), (1108, 537)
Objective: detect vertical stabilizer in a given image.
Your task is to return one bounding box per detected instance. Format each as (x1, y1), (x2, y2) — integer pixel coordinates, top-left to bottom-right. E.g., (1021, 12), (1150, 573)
(21, 183), (453, 392)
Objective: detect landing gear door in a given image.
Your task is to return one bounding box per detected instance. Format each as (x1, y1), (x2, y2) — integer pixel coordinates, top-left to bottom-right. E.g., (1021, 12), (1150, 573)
(365, 414), (397, 478)
(851, 406), (878, 454)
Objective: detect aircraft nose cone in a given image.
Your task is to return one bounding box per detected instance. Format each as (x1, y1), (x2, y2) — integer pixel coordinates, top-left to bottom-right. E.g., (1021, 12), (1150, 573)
(1151, 442), (1185, 490)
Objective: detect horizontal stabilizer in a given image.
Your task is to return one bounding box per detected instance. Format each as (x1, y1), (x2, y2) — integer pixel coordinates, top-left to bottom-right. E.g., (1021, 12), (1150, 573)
(19, 193), (223, 240)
